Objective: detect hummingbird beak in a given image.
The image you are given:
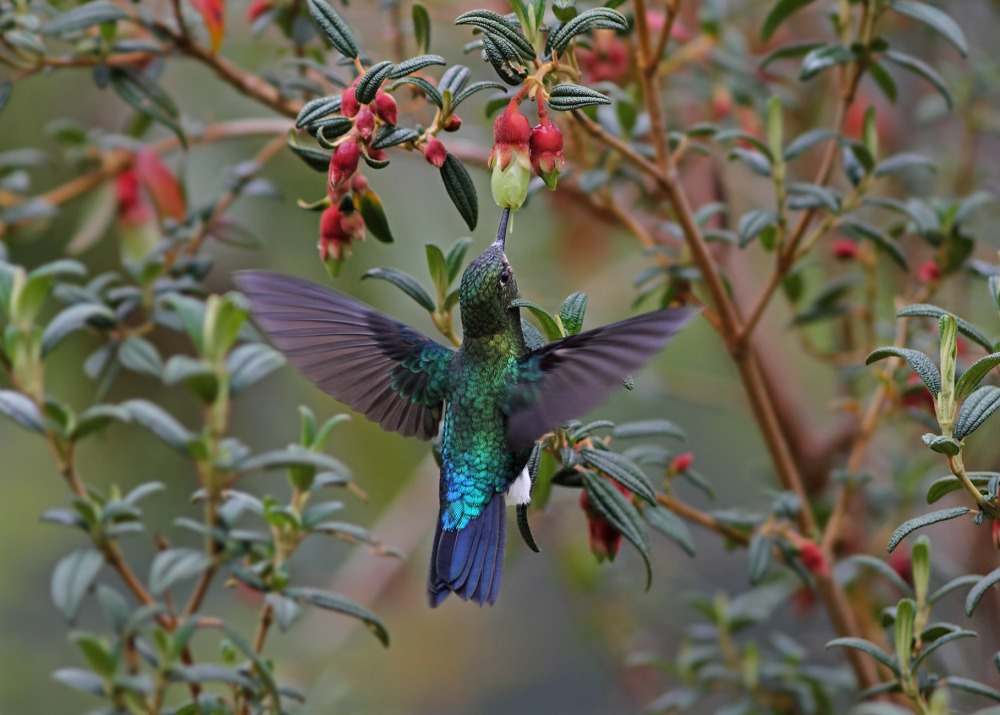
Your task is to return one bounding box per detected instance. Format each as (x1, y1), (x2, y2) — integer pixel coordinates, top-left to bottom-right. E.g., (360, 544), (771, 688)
(494, 207), (511, 250)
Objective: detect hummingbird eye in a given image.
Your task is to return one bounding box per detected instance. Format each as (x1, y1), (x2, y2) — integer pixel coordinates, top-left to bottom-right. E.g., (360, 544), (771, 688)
(499, 269), (511, 286)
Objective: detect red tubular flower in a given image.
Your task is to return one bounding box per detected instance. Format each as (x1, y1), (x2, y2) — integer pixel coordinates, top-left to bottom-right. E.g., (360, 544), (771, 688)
(341, 85), (360, 118)
(489, 100), (532, 209)
(328, 141), (361, 192)
(579, 481), (633, 563)
(116, 170), (153, 225)
(318, 201), (365, 275)
(354, 107), (375, 140)
(424, 138), (447, 168)
(373, 90), (398, 126)
(831, 238), (859, 260)
(529, 121), (564, 190)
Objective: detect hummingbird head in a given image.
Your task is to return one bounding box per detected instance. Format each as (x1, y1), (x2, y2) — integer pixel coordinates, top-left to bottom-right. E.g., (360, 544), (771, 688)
(459, 209), (519, 339)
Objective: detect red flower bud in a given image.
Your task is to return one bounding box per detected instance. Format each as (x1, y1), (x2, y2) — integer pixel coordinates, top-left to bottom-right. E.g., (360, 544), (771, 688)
(116, 170), (153, 225)
(788, 533), (829, 577)
(351, 173), (369, 193)
(354, 107), (375, 139)
(366, 147), (387, 161)
(671, 452), (693, 473)
(328, 141), (361, 192)
(917, 259), (941, 283)
(888, 549), (913, 585)
(373, 90), (398, 126)
(424, 138), (447, 168)
(341, 85), (360, 118)
(444, 115), (463, 132)
(246, 0), (270, 23)
(831, 238), (858, 261)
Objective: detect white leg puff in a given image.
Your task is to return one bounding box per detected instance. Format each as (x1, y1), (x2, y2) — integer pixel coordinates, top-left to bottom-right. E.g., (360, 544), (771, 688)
(505, 465), (532, 506)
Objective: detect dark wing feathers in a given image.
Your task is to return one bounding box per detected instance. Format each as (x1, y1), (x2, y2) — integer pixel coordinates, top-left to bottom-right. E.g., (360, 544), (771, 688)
(235, 270), (454, 440)
(505, 307), (698, 449)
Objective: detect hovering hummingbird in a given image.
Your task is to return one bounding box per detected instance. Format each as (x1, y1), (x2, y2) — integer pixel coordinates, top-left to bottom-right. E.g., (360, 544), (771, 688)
(235, 210), (696, 607)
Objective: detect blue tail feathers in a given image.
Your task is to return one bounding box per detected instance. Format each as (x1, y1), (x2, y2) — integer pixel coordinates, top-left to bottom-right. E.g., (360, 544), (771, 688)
(428, 493), (506, 607)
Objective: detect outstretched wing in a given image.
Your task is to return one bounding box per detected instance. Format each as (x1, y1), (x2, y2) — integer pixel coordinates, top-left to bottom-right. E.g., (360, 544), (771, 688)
(235, 270), (454, 440)
(505, 308), (698, 449)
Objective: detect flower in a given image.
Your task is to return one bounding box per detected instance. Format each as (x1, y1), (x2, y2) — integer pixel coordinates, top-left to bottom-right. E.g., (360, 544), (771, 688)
(529, 121), (564, 190)
(318, 201), (366, 276)
(373, 90), (398, 126)
(327, 141), (361, 192)
(424, 138), (447, 168)
(917, 259), (941, 283)
(489, 100), (532, 210)
(579, 480), (632, 562)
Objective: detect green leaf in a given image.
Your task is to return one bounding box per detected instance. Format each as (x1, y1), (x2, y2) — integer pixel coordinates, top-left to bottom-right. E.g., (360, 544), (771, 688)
(122, 399), (194, 454)
(869, 61), (899, 102)
(966, 566), (1000, 616)
(425, 244), (448, 302)
(850, 554), (915, 597)
(760, 40), (824, 69)
(162, 356), (218, 402)
(0, 390), (45, 433)
(370, 125), (419, 150)
(71, 404), (131, 441)
(412, 2), (431, 53)
(306, 0), (359, 58)
(547, 7), (629, 54)
(287, 131), (330, 172)
(738, 209), (778, 247)
(897, 304), (993, 351)
(547, 84), (612, 111)
(889, 1), (967, 56)
(148, 549), (212, 596)
(169, 664), (256, 689)
(888, 507), (971, 553)
(558, 292), (588, 336)
(387, 54), (445, 79)
(355, 60), (395, 104)
(284, 587), (388, 646)
(41, 303), (117, 357)
(841, 220), (907, 270)
(445, 237), (472, 284)
(921, 434), (962, 456)
(580, 449), (657, 504)
(581, 470), (652, 589)
(354, 187), (394, 243)
(362, 267), (435, 312)
(52, 668), (106, 696)
(440, 153), (478, 231)
(295, 94), (342, 129)
(930, 574), (984, 605)
(612, 419), (686, 441)
(799, 44), (854, 81)
(895, 598), (915, 675)
(945, 677), (1000, 703)
(787, 183), (840, 213)
(452, 81), (507, 108)
(865, 347), (941, 397)
(955, 386), (1000, 440)
(927, 472), (995, 504)
(390, 77), (442, 107)
(911, 537), (930, 607)
(825, 637), (899, 675)
(71, 632), (117, 678)
(239, 446), (349, 477)
(44, 1), (128, 35)
(51, 549), (104, 621)
(748, 534), (772, 585)
(227, 343), (285, 394)
(110, 68), (185, 148)
(455, 10), (536, 60)
(783, 129), (838, 160)
(510, 299), (563, 341)
(913, 629), (976, 669)
(957, 354), (1000, 401)
(118, 336), (163, 379)
(642, 505), (694, 556)
(884, 50), (952, 109)
(874, 152), (936, 177)
(0, 81), (12, 115)
(761, 0), (816, 42)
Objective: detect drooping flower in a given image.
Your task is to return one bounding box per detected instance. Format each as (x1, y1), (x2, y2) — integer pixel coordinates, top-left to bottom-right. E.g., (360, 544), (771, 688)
(529, 121), (564, 190)
(579, 481), (633, 563)
(489, 100), (532, 210)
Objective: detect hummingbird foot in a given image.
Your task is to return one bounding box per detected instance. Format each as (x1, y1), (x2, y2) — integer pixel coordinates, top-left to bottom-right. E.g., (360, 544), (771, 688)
(505, 465), (532, 506)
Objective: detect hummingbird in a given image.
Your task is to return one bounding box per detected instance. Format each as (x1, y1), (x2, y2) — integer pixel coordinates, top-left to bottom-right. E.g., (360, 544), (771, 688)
(235, 209), (696, 607)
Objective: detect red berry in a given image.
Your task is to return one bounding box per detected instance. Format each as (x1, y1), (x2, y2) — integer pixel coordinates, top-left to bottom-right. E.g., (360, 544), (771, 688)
(340, 86), (360, 118)
(373, 90), (398, 126)
(423, 138), (447, 168)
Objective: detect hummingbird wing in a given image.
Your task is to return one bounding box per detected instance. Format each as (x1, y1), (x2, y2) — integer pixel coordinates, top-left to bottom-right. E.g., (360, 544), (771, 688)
(235, 271), (454, 440)
(504, 307), (698, 449)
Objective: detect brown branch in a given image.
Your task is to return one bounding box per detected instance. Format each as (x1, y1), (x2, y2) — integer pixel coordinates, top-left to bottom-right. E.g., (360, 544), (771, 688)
(657, 494), (749, 545)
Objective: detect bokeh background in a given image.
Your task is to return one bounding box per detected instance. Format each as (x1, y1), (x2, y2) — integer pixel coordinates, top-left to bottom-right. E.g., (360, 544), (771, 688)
(3, 1), (1000, 713)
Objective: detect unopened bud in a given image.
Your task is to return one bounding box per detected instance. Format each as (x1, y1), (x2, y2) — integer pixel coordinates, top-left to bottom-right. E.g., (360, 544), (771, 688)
(341, 85), (360, 118)
(424, 138), (447, 168)
(328, 141), (361, 192)
(373, 90), (398, 126)
(444, 115), (463, 132)
(354, 107), (375, 139)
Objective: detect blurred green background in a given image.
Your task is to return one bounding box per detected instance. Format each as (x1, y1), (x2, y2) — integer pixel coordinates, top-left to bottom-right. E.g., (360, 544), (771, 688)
(3, 1), (1000, 713)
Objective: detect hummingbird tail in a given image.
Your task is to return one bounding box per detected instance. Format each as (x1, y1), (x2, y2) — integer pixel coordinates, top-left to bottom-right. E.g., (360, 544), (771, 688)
(428, 494), (506, 607)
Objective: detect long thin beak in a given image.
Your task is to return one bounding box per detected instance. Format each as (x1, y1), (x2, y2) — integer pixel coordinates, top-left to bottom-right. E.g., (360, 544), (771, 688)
(494, 207), (511, 250)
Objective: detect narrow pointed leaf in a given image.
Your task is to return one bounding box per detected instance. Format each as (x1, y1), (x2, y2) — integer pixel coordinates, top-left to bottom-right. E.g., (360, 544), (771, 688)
(896, 304), (993, 351)
(439, 154), (477, 230)
(580, 449), (657, 504)
(955, 386), (1000, 440)
(284, 587), (388, 645)
(825, 638), (899, 674)
(581, 470), (652, 589)
(889, 1), (967, 56)
(761, 0), (817, 42)
(148, 549), (212, 596)
(0, 390), (45, 433)
(965, 566), (1000, 616)
(887, 507), (971, 553)
(865, 347), (941, 397)
(306, 0), (359, 58)
(643, 505), (695, 556)
(51, 548), (104, 621)
(361, 267), (434, 311)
